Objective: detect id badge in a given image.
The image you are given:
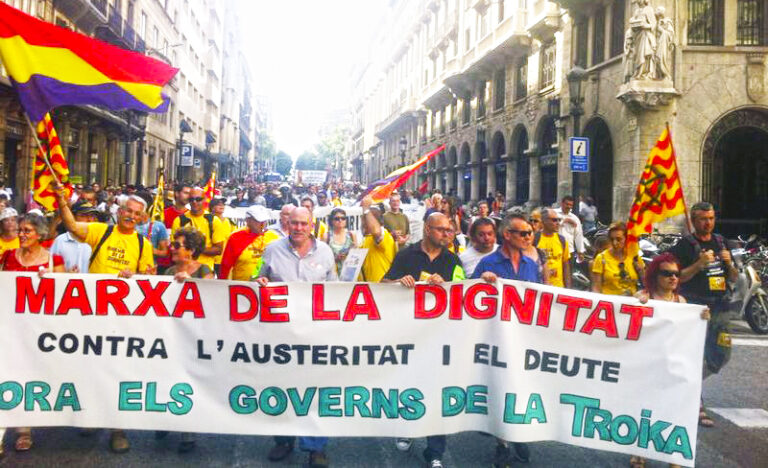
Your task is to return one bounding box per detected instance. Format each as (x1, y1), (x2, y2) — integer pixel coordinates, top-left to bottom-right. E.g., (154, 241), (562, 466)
(419, 271), (432, 282)
(709, 276), (726, 291)
(717, 332), (732, 348)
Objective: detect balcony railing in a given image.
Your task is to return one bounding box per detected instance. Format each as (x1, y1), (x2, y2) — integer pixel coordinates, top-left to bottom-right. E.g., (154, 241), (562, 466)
(107, 5), (123, 36)
(55, 0), (108, 33)
(91, 0), (107, 16)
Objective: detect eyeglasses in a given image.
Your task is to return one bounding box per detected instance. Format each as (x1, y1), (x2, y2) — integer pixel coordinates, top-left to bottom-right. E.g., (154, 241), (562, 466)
(190, 197), (205, 202)
(659, 270), (680, 278)
(548, 218), (562, 222)
(332, 217), (346, 221)
(509, 229), (533, 237)
(430, 226), (453, 234)
(618, 262), (628, 280)
(171, 241), (188, 250)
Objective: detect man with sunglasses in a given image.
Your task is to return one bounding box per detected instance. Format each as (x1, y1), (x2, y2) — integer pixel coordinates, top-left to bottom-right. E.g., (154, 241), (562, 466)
(534, 208), (570, 288)
(171, 187), (226, 272)
(382, 212), (464, 468)
(472, 213), (539, 465)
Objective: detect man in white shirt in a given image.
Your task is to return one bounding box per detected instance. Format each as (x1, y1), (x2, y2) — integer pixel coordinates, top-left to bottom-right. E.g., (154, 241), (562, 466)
(554, 195), (585, 262)
(50, 203), (98, 273)
(460, 217), (498, 277)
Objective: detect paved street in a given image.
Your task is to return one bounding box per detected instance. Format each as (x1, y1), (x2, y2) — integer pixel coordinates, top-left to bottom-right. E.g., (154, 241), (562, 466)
(1, 321), (766, 468)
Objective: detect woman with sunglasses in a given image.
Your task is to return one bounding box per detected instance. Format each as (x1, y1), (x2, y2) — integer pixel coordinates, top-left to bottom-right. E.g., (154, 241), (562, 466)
(324, 208), (357, 274)
(630, 253), (708, 468)
(166, 229), (214, 281)
(0, 214), (64, 454)
(591, 221), (644, 296)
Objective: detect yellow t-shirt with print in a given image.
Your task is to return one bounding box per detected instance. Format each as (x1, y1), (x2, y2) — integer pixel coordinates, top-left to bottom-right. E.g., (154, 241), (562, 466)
(85, 223), (154, 274)
(232, 229), (280, 281)
(536, 233), (570, 288)
(359, 228), (397, 283)
(215, 217), (237, 265)
(171, 213), (226, 269)
(592, 249), (644, 296)
(0, 236), (19, 257)
(311, 218), (328, 240)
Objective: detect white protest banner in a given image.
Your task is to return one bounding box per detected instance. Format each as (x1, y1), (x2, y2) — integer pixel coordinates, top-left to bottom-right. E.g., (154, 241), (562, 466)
(295, 170), (328, 185)
(0, 273), (706, 466)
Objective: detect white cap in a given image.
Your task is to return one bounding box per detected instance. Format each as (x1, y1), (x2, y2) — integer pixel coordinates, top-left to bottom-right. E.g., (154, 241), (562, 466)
(245, 205), (270, 222)
(26, 209), (44, 217)
(0, 207), (18, 220)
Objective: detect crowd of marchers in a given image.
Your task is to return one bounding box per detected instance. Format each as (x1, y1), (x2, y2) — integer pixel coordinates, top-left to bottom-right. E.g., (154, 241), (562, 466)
(0, 177), (728, 468)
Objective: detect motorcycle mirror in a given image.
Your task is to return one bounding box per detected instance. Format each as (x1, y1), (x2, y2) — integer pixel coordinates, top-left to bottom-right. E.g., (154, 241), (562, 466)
(748, 234), (758, 243)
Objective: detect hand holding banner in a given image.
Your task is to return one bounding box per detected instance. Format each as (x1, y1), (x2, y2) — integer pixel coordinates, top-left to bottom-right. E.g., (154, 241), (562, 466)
(0, 274), (706, 466)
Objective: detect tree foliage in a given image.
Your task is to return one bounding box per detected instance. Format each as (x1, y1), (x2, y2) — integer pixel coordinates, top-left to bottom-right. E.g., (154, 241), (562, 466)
(274, 150), (293, 176)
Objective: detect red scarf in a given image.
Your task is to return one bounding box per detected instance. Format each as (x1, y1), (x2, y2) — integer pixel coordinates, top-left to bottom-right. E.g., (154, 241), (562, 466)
(219, 229), (262, 279)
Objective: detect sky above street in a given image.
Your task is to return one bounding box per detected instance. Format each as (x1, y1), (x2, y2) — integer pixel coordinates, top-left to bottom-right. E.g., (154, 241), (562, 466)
(239, 0), (387, 158)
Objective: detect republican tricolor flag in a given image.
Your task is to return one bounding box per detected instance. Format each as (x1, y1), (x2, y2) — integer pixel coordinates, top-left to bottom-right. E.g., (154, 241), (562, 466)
(360, 145), (445, 203)
(0, 2), (178, 122)
(626, 125), (688, 256)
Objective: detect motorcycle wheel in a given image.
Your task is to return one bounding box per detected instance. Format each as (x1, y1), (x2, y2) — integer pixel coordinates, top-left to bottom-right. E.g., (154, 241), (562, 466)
(745, 295), (768, 335)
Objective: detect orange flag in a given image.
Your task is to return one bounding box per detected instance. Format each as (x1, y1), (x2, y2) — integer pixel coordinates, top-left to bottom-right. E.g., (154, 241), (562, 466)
(626, 125), (688, 256)
(33, 112), (73, 211)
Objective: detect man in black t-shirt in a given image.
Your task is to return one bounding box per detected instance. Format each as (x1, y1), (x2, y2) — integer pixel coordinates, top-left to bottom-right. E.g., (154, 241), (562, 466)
(383, 213), (464, 468)
(668, 202), (738, 427)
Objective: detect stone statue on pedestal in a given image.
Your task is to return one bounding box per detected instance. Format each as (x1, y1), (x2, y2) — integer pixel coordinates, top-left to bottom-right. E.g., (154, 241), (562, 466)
(618, 1), (679, 110)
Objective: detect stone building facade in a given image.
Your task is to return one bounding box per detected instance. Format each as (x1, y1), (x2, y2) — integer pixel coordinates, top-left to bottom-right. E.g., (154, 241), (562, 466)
(351, 0), (570, 208)
(555, 0), (768, 234)
(0, 0), (256, 203)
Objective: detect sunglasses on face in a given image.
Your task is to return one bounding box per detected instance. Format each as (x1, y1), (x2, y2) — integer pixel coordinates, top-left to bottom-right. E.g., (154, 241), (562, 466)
(171, 241), (188, 250)
(190, 197), (205, 202)
(509, 229), (533, 237)
(659, 270), (680, 278)
(548, 218), (562, 222)
(332, 217), (346, 221)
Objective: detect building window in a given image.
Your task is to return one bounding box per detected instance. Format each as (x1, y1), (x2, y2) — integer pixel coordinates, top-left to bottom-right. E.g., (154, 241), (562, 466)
(574, 19), (588, 67)
(540, 42), (556, 89)
(688, 0), (724, 45)
(592, 7), (606, 65)
(515, 57), (527, 100)
(610, 0), (626, 57)
(494, 69), (505, 110)
(465, 28), (471, 51)
(498, 1), (505, 23)
(450, 99), (458, 130)
(462, 98), (471, 125)
(737, 0), (766, 45)
(477, 82), (486, 119)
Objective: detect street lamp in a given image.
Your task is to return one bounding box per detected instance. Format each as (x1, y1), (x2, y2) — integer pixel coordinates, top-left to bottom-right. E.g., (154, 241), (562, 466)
(399, 136), (408, 166)
(567, 65), (588, 201)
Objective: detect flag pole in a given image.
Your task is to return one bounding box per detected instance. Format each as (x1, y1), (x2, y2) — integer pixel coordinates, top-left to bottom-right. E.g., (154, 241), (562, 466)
(665, 122), (693, 234)
(22, 112), (62, 185)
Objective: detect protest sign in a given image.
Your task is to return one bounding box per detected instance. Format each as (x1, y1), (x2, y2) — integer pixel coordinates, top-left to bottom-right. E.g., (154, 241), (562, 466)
(339, 248), (368, 281)
(294, 170), (328, 185)
(0, 273), (706, 466)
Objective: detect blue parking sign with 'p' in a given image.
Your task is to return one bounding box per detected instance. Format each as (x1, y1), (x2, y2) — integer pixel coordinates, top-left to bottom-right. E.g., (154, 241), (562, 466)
(570, 137), (589, 172)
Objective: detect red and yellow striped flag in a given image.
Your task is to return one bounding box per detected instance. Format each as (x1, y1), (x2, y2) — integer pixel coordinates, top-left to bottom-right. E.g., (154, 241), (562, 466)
(149, 174), (165, 222)
(33, 112), (72, 211)
(626, 125), (687, 256)
(203, 171), (216, 209)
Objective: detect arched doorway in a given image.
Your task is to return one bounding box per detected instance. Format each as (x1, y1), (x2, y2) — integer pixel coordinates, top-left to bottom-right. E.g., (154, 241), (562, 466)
(703, 108), (768, 236)
(491, 131), (506, 197)
(476, 140), (488, 200)
(460, 142), (472, 202)
(582, 117), (613, 223)
(538, 117), (558, 206)
(513, 126), (529, 205)
(448, 146), (458, 196)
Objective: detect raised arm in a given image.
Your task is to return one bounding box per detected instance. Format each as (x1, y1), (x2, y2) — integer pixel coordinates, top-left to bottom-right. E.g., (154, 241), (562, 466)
(54, 185), (89, 242)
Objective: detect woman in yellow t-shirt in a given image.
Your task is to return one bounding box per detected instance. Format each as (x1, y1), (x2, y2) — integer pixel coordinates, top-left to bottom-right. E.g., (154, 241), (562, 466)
(0, 207), (20, 256)
(591, 222), (645, 296)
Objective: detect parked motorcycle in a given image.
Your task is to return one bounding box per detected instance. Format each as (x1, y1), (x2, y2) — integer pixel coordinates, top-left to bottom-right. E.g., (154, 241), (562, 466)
(729, 238), (768, 334)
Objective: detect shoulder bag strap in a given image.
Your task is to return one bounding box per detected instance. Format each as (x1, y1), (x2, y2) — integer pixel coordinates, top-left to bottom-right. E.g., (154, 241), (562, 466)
(89, 225), (114, 267)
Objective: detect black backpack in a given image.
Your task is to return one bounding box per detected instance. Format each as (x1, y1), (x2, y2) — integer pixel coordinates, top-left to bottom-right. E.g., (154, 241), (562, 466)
(178, 213), (214, 240)
(89, 226), (145, 272)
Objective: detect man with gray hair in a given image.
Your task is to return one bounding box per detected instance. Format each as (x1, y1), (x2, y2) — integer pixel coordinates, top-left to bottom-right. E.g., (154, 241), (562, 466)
(255, 207), (337, 467)
(54, 188), (154, 454)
